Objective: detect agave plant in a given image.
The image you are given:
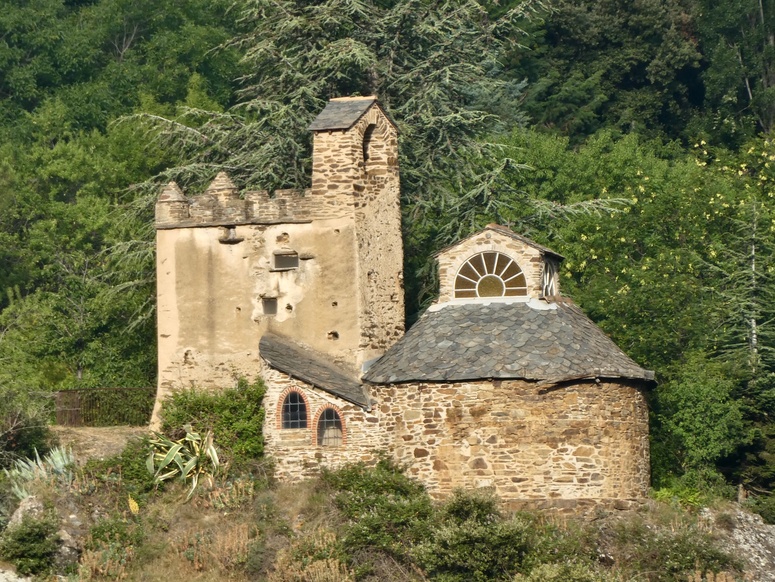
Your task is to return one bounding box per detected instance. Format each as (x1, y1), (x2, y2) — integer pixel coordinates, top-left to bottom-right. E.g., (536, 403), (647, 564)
(146, 427), (219, 501)
(4, 446), (76, 499)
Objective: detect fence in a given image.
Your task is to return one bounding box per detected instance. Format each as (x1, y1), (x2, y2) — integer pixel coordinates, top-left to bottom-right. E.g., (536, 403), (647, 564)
(54, 387), (156, 427)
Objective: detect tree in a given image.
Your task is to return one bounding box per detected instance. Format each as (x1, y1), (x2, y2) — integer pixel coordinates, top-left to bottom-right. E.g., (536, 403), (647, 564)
(131, 0), (629, 317)
(511, 0), (703, 142)
(128, 0), (550, 314)
(695, 0), (775, 134)
(0, 0), (242, 395)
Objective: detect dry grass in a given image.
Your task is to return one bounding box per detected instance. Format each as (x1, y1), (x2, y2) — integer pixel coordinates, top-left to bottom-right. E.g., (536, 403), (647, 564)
(176, 522), (253, 573)
(79, 544), (135, 580)
(686, 571), (754, 582)
(267, 529), (353, 582)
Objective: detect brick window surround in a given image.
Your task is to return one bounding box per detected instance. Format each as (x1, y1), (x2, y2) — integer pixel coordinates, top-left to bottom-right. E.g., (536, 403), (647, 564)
(276, 388), (311, 430)
(312, 405), (347, 447)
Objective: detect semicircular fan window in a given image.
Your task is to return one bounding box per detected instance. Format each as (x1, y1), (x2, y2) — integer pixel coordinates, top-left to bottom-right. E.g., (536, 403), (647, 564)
(454, 251), (527, 299)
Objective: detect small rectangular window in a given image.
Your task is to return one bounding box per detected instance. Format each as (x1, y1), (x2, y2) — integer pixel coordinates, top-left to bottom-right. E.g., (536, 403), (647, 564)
(262, 298), (277, 315)
(273, 251), (299, 270)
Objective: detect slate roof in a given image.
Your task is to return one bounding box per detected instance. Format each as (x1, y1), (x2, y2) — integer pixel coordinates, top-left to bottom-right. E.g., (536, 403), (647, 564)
(363, 300), (654, 385)
(308, 97), (397, 131)
(259, 334), (370, 407)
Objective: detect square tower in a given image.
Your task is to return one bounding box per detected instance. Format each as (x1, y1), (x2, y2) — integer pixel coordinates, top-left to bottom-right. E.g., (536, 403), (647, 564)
(152, 97), (403, 426)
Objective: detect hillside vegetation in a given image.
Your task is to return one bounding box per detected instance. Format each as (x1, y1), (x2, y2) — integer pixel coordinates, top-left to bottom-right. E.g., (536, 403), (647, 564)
(0, 379), (770, 581)
(0, 0), (774, 556)
(0, 435), (751, 581)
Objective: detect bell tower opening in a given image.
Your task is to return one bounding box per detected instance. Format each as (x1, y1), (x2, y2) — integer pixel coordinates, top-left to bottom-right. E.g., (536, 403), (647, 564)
(362, 123), (377, 163)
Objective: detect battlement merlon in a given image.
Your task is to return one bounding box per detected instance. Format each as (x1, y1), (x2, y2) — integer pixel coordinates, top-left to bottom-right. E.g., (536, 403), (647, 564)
(155, 180), (322, 229)
(155, 97), (398, 230)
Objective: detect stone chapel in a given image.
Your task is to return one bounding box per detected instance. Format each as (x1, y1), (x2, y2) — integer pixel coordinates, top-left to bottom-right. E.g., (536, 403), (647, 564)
(153, 96), (655, 511)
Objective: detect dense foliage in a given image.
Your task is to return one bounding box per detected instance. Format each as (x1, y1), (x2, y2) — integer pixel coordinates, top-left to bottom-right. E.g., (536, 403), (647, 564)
(159, 378), (267, 472)
(0, 0), (773, 517)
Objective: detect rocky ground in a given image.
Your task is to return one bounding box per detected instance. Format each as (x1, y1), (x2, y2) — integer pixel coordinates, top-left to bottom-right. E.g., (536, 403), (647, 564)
(0, 426), (149, 580)
(699, 506), (775, 582)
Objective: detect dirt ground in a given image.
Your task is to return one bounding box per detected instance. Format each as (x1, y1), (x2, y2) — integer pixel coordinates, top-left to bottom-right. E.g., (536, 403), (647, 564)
(51, 425), (149, 464)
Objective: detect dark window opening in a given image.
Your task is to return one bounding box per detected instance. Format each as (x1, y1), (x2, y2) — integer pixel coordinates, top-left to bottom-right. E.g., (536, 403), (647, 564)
(282, 392), (307, 429)
(362, 123), (377, 163)
(273, 251), (299, 270)
(262, 298), (278, 315)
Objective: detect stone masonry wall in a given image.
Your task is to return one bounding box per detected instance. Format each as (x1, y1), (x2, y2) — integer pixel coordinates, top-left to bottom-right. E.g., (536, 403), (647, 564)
(262, 362), (389, 481)
(351, 107), (405, 365)
(436, 229), (554, 303)
(378, 379), (650, 502)
(266, 375), (650, 505)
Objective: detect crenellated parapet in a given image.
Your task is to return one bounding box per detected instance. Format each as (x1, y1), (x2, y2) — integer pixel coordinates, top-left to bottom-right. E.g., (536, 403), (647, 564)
(154, 172), (354, 229)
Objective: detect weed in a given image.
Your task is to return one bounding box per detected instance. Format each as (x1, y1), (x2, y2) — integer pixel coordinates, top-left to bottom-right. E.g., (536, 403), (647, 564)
(81, 436), (157, 499)
(514, 561), (620, 581)
(714, 512), (737, 531)
(88, 515), (144, 549)
(205, 476), (256, 509)
(652, 486), (703, 508)
(79, 542), (135, 580)
(266, 528), (353, 582)
(177, 523), (253, 573)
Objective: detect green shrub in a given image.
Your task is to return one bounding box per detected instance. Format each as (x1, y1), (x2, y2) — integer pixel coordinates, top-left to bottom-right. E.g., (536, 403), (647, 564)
(0, 408), (54, 469)
(322, 458), (433, 557)
(160, 378), (266, 471)
(0, 513), (60, 576)
(88, 515), (144, 550)
(414, 491), (540, 582)
(441, 487), (501, 524)
(413, 490), (597, 582)
(415, 516), (538, 582)
(749, 493), (775, 524)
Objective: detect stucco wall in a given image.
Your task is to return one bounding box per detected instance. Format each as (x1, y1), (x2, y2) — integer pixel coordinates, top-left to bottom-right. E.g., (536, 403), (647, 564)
(264, 375), (650, 505)
(154, 218), (366, 423)
(153, 101), (405, 425)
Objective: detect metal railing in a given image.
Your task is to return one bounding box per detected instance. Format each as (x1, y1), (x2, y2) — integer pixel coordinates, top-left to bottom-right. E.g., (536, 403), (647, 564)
(54, 387), (156, 427)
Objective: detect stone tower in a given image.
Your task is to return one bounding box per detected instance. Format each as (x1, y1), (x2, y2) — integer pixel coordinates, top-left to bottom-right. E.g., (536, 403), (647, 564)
(152, 97), (404, 425)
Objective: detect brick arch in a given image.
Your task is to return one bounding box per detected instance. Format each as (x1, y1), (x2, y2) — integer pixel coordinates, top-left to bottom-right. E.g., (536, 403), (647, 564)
(275, 387), (311, 430)
(311, 404), (347, 446)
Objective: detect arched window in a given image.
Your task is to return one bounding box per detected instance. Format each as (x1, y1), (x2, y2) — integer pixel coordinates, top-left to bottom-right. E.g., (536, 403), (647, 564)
(281, 391), (307, 429)
(454, 251), (527, 299)
(362, 123), (377, 163)
(317, 408), (343, 447)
